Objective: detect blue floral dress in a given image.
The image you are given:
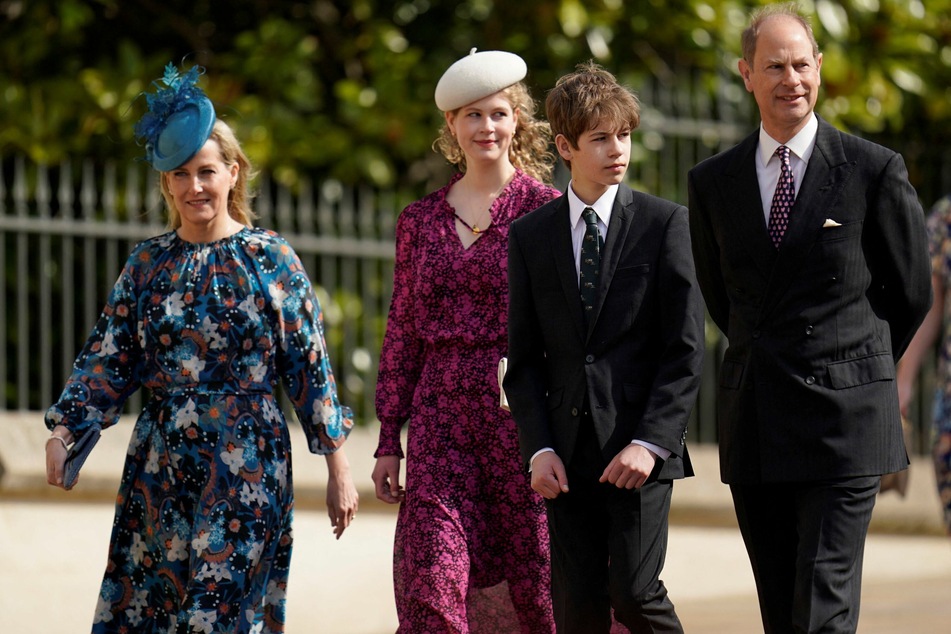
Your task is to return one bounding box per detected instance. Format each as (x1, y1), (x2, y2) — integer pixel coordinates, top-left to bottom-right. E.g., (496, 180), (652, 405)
(45, 227), (352, 633)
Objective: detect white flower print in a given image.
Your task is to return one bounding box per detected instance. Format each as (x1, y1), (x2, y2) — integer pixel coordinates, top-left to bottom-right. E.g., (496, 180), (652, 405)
(198, 560), (233, 583)
(192, 530), (211, 554)
(129, 532), (148, 565)
(273, 460), (287, 490)
(262, 397), (282, 423)
(221, 445), (246, 475)
(163, 291), (185, 317)
(249, 360), (267, 383)
(238, 294), (260, 322)
(268, 282), (289, 311)
(265, 579), (286, 605)
(246, 540), (265, 568)
(145, 447), (160, 474)
(174, 400), (199, 429)
(123, 589), (148, 627)
(100, 329), (119, 356)
(240, 481), (268, 506)
(189, 609), (217, 634)
(93, 593), (114, 624)
(181, 353), (206, 378)
(166, 534), (189, 562)
(200, 315), (226, 350)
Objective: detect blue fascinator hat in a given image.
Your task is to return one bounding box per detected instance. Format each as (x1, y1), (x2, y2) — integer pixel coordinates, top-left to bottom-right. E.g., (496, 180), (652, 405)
(134, 63), (216, 171)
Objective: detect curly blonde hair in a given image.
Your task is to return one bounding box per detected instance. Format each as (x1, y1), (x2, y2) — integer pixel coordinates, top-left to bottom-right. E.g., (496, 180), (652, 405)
(159, 119), (259, 230)
(432, 82), (556, 185)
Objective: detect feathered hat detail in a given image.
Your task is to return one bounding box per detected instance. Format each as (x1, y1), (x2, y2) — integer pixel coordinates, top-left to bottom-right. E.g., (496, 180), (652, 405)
(134, 63), (216, 171)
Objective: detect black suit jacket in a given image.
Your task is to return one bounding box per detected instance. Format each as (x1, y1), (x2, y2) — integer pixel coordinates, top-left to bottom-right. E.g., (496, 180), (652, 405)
(688, 117), (932, 484)
(504, 184), (705, 481)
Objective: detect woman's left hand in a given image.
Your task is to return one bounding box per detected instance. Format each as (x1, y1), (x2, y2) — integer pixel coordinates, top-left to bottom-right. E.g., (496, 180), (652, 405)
(324, 449), (359, 539)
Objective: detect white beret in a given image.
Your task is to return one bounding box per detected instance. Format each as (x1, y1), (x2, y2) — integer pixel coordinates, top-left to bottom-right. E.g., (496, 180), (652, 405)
(434, 48), (527, 112)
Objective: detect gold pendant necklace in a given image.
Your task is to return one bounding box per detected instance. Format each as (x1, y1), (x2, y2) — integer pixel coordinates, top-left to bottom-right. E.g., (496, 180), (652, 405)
(455, 213), (484, 234)
(454, 175), (512, 234)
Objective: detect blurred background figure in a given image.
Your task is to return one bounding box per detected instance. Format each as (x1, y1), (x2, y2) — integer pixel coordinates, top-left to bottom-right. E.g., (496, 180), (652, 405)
(897, 192), (951, 536)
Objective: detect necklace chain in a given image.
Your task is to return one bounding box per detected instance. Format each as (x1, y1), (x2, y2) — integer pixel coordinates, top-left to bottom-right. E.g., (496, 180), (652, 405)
(454, 175), (512, 234)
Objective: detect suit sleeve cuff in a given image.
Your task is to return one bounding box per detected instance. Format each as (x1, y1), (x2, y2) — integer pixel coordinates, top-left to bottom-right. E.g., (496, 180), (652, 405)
(631, 439), (671, 461)
(529, 447), (555, 472)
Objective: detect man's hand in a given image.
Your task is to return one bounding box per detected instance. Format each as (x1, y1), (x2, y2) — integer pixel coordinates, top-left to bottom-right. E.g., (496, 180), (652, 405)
(372, 455), (405, 504)
(531, 451), (570, 499)
(599, 444), (657, 490)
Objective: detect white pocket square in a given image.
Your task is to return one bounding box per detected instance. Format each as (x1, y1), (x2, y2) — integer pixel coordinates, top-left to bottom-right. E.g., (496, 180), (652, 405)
(822, 218), (842, 228)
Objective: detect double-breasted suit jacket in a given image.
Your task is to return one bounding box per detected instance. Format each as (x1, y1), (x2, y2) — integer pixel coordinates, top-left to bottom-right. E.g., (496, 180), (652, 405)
(504, 184), (705, 480)
(688, 117), (932, 485)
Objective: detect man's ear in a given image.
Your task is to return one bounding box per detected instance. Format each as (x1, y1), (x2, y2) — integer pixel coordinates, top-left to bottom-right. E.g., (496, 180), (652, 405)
(738, 59), (753, 93)
(555, 134), (573, 161)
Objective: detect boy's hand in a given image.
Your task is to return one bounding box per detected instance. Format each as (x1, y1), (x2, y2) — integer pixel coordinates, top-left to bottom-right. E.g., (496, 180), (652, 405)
(600, 444), (656, 489)
(531, 451), (570, 499)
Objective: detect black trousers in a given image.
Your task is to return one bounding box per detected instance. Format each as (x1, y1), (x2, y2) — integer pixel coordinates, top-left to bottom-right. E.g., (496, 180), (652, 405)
(545, 419), (683, 634)
(730, 476), (881, 634)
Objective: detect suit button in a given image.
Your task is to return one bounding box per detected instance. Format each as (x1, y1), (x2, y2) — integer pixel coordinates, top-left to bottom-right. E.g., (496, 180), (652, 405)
(805, 325), (814, 335)
(752, 330), (761, 339)
(585, 354), (595, 363)
(571, 407), (579, 416)
(805, 375), (816, 385)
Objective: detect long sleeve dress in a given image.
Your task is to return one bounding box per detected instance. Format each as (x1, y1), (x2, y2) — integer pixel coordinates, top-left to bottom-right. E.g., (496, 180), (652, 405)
(45, 227), (352, 634)
(375, 170), (560, 633)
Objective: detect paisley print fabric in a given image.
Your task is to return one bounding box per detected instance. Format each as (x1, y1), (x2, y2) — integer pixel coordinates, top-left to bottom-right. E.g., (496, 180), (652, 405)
(46, 227), (352, 632)
(375, 171), (560, 633)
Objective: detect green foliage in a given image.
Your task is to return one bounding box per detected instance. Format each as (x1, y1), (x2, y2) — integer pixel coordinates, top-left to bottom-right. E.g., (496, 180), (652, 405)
(2, 0), (951, 188)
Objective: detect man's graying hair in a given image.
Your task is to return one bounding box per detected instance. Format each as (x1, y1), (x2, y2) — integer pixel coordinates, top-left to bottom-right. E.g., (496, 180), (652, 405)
(741, 2), (820, 65)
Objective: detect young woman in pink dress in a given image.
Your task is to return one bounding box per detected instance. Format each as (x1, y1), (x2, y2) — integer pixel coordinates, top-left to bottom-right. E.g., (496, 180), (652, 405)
(371, 50), (560, 633)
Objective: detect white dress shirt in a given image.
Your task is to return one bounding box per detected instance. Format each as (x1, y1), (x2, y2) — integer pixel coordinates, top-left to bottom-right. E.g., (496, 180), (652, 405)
(756, 113), (818, 222)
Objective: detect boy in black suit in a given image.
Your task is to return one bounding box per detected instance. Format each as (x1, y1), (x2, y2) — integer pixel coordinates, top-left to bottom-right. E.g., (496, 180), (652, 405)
(504, 62), (705, 633)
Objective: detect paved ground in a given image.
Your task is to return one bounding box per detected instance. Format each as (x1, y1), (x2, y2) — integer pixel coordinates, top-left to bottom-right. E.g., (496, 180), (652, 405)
(2, 416), (950, 632)
(2, 499), (949, 633)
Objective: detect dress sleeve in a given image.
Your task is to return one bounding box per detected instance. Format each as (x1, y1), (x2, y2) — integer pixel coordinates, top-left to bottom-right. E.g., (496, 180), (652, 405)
(45, 250), (145, 438)
(374, 207), (425, 458)
(269, 236), (354, 454)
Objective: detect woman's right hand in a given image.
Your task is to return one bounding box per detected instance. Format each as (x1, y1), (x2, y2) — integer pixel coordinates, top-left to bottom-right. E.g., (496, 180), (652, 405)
(372, 455), (405, 504)
(45, 425), (73, 490)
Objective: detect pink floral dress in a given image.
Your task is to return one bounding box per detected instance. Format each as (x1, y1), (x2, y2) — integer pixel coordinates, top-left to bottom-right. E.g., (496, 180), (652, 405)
(375, 170), (560, 633)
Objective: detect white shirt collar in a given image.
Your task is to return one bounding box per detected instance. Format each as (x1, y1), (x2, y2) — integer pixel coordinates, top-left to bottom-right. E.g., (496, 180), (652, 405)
(757, 113), (818, 166)
(567, 182), (619, 229)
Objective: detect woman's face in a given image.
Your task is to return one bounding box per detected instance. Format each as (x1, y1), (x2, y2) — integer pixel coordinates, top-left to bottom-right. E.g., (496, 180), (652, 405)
(164, 138), (238, 233)
(446, 91), (519, 167)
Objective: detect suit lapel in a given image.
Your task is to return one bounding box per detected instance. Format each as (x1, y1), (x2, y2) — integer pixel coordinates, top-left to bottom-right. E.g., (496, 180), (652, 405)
(588, 186), (633, 337)
(547, 197), (588, 341)
(759, 119), (854, 321)
(723, 132), (778, 278)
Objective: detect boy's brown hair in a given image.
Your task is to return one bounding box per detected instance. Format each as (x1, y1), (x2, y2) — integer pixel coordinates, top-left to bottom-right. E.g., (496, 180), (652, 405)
(545, 61), (640, 167)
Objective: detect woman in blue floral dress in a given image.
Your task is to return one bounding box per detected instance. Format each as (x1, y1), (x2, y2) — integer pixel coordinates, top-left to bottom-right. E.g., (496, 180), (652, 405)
(43, 66), (357, 633)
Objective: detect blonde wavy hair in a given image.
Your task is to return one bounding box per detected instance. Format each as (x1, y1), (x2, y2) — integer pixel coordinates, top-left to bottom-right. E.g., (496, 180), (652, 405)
(159, 119), (258, 230)
(432, 82), (556, 185)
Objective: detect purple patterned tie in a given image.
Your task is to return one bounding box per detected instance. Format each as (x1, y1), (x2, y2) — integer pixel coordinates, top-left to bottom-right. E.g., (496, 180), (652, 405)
(767, 145), (796, 248)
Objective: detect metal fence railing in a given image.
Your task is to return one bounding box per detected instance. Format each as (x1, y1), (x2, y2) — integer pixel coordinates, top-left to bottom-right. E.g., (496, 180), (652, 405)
(3, 73), (947, 455)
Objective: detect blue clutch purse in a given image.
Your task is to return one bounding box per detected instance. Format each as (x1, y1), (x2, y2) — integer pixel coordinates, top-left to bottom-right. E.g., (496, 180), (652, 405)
(63, 423), (102, 490)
